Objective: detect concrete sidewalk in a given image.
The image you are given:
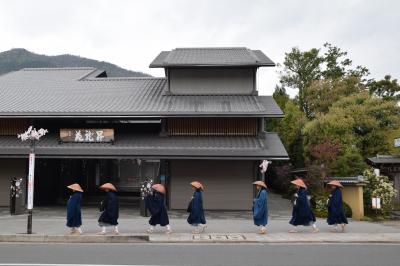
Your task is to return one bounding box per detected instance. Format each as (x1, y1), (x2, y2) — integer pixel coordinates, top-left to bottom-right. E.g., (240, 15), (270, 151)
(1, 207), (400, 243)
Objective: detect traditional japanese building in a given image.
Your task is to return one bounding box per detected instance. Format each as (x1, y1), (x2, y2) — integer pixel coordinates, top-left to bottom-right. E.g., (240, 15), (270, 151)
(367, 155), (400, 204)
(0, 47), (288, 210)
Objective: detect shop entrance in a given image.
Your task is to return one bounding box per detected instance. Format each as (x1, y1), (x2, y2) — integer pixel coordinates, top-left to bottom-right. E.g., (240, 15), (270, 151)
(34, 158), (160, 207)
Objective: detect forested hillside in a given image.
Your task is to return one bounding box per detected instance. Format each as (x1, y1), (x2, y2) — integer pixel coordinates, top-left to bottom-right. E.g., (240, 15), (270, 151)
(0, 48), (151, 77)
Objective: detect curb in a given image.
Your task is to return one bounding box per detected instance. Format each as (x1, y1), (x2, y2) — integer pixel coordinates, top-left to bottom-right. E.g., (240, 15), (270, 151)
(148, 233), (400, 244)
(1, 233), (400, 244)
(0, 234), (149, 243)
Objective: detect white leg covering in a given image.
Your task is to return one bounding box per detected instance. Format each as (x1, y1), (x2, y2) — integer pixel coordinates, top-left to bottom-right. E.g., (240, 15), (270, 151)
(166, 224), (172, 234)
(312, 223), (319, 233)
(312, 223), (317, 229)
(113, 225), (119, 234)
(147, 226), (155, 233)
(330, 224), (339, 232)
(259, 226), (267, 234)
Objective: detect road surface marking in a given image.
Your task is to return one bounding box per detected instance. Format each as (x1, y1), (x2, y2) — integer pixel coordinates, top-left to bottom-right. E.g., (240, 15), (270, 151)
(0, 264), (167, 266)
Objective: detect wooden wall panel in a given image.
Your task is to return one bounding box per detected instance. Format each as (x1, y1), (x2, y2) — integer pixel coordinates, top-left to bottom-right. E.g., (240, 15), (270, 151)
(0, 119), (29, 136)
(169, 160), (254, 210)
(167, 118), (258, 136)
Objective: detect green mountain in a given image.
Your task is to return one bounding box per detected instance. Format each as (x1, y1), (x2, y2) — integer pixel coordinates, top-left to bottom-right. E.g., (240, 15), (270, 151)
(0, 48), (151, 77)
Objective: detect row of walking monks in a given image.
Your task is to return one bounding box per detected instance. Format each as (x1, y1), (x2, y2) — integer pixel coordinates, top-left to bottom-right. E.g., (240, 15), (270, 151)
(65, 179), (348, 235)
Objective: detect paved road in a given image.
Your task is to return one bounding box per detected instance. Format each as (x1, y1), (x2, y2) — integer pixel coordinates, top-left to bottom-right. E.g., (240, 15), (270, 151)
(0, 243), (399, 266)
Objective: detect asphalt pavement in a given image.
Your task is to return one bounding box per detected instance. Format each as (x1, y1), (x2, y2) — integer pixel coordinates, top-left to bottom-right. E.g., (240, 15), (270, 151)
(0, 242), (399, 266)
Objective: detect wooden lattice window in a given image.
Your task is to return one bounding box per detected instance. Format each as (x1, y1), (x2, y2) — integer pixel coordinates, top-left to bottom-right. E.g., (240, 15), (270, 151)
(167, 118), (258, 136)
(0, 119), (29, 136)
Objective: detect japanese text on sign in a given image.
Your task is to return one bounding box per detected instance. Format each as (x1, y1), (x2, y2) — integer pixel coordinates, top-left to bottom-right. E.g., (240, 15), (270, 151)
(60, 129), (114, 143)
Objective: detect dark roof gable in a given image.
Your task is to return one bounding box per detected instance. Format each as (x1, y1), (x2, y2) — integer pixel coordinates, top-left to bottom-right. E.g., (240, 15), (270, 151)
(150, 47), (275, 68)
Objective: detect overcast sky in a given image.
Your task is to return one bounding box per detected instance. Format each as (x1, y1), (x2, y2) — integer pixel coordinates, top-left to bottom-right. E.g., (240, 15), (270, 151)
(0, 0), (398, 96)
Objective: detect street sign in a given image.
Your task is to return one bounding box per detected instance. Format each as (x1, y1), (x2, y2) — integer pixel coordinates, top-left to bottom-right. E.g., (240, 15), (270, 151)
(395, 138), (400, 148)
(27, 153), (35, 210)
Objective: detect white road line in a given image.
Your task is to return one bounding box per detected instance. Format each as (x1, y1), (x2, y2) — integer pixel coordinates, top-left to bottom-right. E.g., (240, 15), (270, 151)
(0, 264), (167, 266)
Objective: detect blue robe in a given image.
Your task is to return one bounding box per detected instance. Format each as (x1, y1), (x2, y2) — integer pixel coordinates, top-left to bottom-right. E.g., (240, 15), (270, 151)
(187, 190), (206, 225)
(66, 192), (82, 228)
(327, 188), (348, 225)
(253, 188), (268, 226)
(145, 192), (169, 226)
(289, 187), (316, 226)
(98, 191), (119, 226)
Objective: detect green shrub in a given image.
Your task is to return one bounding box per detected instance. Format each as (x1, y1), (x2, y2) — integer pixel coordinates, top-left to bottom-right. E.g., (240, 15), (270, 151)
(342, 201), (352, 218)
(312, 192), (352, 218)
(363, 168), (398, 211)
(312, 193), (329, 218)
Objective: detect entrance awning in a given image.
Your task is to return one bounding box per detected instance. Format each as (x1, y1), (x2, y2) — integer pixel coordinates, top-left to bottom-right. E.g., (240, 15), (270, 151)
(368, 155), (400, 165)
(0, 133), (289, 160)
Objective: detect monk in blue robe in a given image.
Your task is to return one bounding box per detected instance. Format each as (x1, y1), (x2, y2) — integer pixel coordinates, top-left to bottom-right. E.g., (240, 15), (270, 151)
(289, 179), (319, 233)
(187, 181), (207, 234)
(252, 181), (268, 234)
(66, 183), (83, 235)
(98, 183), (119, 235)
(327, 180), (348, 232)
(145, 184), (171, 234)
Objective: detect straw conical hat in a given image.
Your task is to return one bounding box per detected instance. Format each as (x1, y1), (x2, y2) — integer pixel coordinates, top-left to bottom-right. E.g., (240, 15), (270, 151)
(252, 181), (267, 189)
(152, 184), (166, 194)
(99, 183), (117, 191)
(327, 180), (343, 188)
(67, 183), (83, 192)
(190, 181), (204, 190)
(290, 179), (307, 188)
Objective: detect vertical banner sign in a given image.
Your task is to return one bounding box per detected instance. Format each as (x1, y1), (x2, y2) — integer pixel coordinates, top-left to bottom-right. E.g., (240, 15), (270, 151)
(395, 138), (400, 148)
(27, 153), (35, 210)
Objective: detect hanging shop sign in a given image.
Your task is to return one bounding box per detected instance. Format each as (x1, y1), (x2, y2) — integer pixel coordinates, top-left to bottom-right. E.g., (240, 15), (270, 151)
(27, 153), (35, 210)
(60, 129), (114, 143)
(395, 137), (400, 148)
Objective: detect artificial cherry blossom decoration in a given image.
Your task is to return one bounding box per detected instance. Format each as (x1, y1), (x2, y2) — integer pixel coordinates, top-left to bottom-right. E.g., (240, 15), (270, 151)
(18, 126), (48, 141)
(259, 160), (272, 174)
(140, 178), (154, 200)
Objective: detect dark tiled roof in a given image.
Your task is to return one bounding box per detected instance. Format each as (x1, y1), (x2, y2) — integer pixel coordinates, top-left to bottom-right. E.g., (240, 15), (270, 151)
(368, 155), (400, 164)
(150, 47), (275, 67)
(0, 68), (283, 117)
(0, 133), (288, 159)
(324, 176), (366, 185)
